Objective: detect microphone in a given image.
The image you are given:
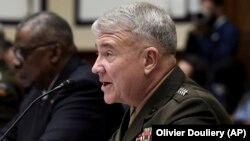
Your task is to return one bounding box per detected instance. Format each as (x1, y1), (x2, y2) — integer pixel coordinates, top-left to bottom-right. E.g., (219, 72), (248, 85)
(0, 80), (75, 141)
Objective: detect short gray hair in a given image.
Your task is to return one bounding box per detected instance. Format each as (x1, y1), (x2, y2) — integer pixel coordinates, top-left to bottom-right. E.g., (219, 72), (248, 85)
(91, 2), (177, 54)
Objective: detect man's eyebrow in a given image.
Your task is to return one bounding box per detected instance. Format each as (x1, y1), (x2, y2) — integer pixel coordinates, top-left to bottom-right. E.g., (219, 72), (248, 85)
(98, 42), (114, 49)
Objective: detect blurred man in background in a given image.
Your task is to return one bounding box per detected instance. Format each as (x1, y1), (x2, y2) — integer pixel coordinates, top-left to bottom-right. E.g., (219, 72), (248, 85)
(0, 12), (124, 141)
(184, 0), (245, 116)
(186, 0), (239, 64)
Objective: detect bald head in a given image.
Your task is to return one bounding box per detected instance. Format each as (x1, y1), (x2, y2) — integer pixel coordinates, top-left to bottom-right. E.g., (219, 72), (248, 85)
(13, 12), (77, 89)
(17, 12), (74, 49)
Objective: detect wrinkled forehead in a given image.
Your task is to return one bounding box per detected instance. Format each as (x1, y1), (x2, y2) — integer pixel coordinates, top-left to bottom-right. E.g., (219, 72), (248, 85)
(97, 30), (139, 45)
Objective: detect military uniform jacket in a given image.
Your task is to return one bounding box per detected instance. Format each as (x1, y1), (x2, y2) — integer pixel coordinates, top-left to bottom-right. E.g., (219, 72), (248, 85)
(110, 66), (232, 141)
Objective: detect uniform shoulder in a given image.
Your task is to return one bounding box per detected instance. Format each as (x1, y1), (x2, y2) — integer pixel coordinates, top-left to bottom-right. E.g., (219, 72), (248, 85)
(173, 78), (214, 103)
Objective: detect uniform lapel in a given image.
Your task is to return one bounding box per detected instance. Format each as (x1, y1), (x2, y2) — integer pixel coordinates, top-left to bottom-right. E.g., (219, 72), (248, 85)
(117, 108), (129, 140)
(121, 66), (185, 141)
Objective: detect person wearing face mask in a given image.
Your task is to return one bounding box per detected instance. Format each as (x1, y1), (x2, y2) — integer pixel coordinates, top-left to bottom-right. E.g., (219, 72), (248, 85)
(186, 0), (240, 65)
(184, 0), (245, 116)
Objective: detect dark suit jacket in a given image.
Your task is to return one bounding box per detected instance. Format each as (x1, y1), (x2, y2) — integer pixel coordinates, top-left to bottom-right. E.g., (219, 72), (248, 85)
(110, 66), (232, 141)
(1, 55), (125, 141)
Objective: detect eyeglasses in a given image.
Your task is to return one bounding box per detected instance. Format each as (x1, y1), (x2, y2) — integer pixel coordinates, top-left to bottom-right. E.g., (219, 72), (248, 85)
(13, 41), (56, 61)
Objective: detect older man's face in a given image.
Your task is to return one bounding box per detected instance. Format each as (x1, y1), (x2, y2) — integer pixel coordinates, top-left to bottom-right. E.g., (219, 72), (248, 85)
(92, 31), (146, 105)
(13, 26), (56, 88)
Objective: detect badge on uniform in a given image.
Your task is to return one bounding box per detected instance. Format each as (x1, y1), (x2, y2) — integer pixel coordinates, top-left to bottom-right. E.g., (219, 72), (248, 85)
(177, 87), (188, 96)
(135, 127), (152, 141)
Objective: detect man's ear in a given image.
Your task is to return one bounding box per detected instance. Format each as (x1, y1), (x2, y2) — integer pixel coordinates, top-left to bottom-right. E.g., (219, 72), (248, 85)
(143, 47), (159, 75)
(50, 44), (62, 63)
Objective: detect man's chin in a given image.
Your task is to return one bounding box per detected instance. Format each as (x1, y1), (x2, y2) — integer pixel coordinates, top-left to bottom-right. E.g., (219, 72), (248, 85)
(104, 96), (115, 105)
(18, 77), (33, 88)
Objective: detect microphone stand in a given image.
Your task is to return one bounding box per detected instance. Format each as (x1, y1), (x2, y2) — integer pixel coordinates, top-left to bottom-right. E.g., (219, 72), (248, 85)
(0, 80), (74, 141)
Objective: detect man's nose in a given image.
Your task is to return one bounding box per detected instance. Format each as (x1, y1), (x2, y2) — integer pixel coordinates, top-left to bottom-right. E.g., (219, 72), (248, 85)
(92, 60), (105, 75)
(13, 57), (22, 69)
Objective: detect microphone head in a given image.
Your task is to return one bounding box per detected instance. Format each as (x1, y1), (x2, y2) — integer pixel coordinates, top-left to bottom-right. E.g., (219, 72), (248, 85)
(60, 80), (76, 89)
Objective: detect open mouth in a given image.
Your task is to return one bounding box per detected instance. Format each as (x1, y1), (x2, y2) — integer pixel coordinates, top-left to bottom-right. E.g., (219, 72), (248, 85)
(103, 82), (112, 86)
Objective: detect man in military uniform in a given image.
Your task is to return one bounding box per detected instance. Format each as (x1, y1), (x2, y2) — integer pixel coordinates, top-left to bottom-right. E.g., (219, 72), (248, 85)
(91, 2), (232, 141)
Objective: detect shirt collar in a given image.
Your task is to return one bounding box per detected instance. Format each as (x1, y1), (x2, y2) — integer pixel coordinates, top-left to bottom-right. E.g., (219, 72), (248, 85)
(129, 68), (174, 126)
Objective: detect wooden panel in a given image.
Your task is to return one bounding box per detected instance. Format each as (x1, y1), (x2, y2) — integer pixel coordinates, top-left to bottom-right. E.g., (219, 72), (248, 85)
(223, 0), (250, 80)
